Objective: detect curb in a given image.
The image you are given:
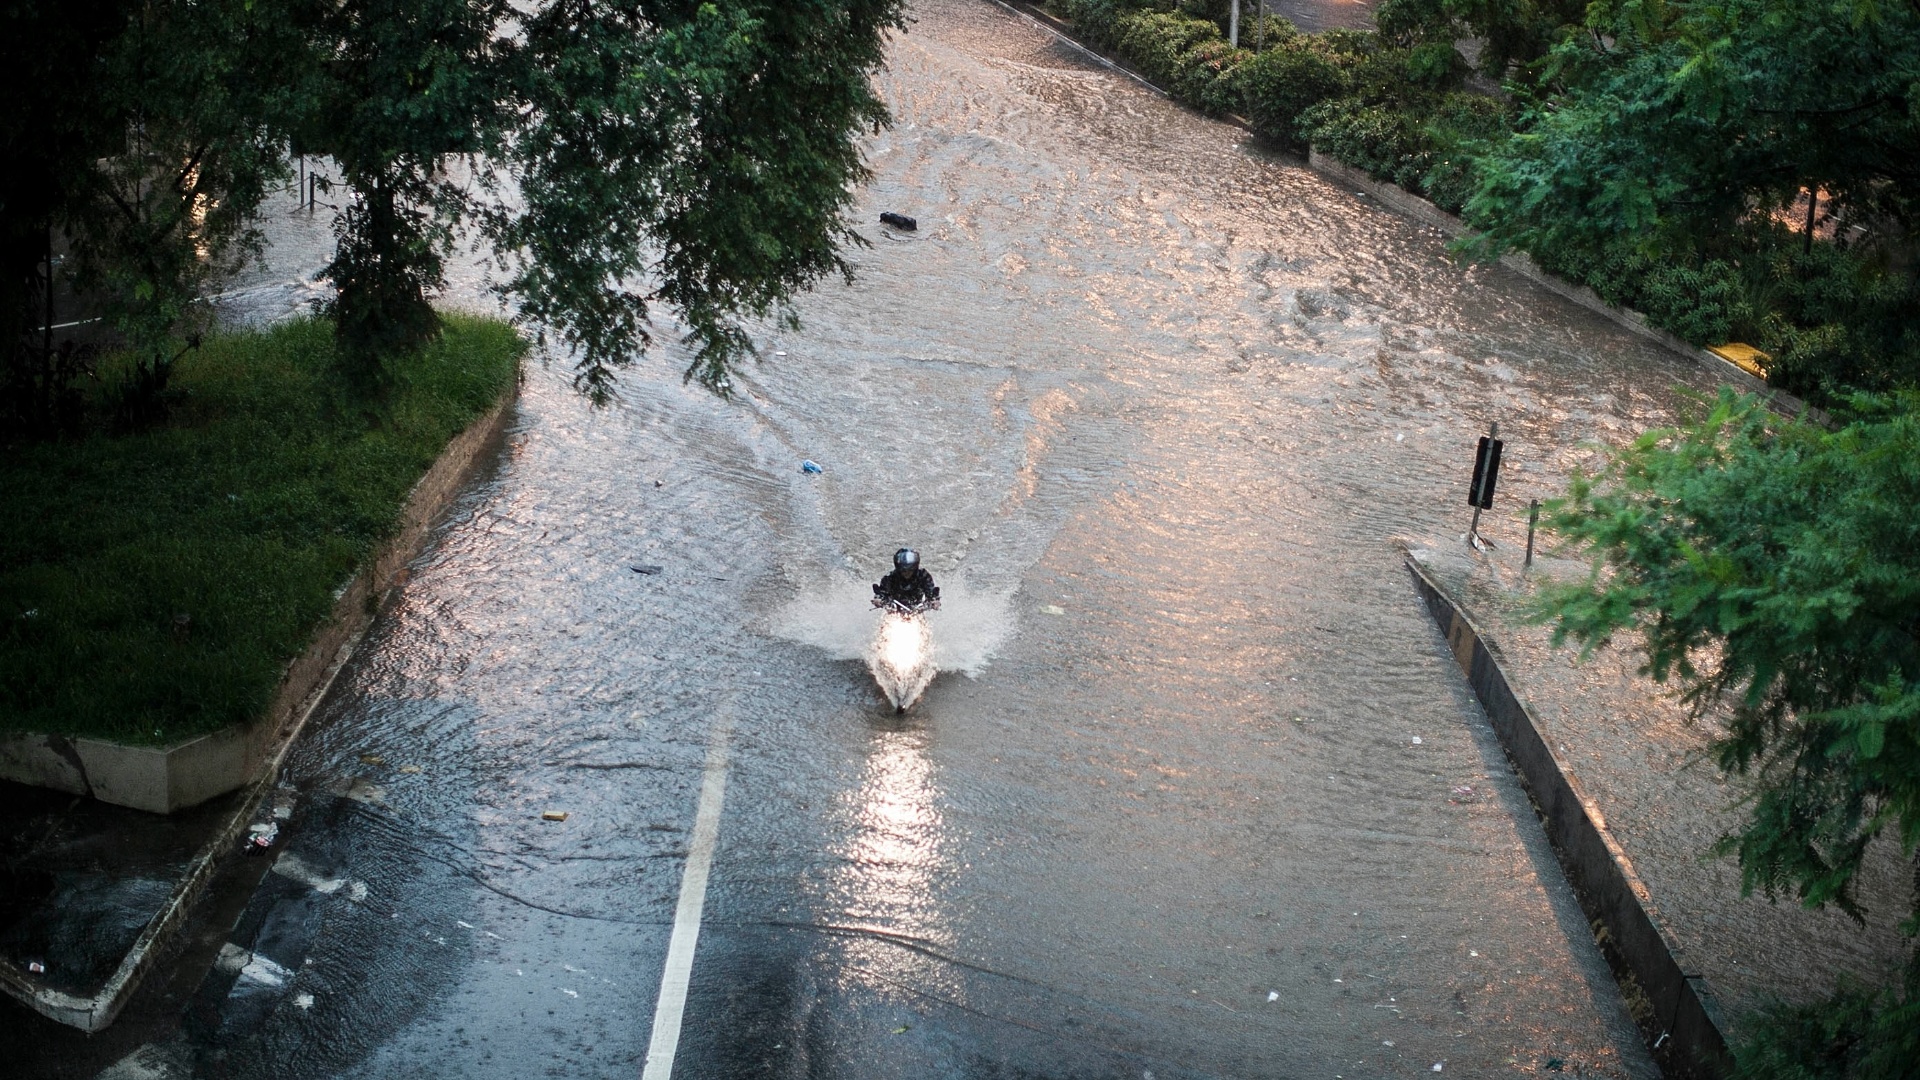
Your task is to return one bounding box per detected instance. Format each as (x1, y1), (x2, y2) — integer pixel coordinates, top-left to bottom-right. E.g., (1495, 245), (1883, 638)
(994, 0), (1818, 420)
(0, 373), (521, 1032)
(1405, 555), (1732, 1078)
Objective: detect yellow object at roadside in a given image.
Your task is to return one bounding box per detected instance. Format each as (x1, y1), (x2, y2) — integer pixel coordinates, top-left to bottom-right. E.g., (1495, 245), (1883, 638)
(1708, 342), (1770, 378)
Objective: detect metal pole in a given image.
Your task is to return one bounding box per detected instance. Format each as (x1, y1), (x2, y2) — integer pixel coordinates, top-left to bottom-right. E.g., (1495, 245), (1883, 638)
(1525, 498), (1539, 568)
(1229, 0), (1240, 48)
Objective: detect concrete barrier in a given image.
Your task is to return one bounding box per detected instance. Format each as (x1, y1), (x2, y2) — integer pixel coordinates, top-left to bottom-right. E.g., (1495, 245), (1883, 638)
(1406, 555), (1733, 1078)
(0, 375), (519, 1031)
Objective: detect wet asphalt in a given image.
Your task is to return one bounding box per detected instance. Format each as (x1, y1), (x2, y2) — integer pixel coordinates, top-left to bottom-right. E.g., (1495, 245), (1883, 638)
(2, 1), (1740, 1076)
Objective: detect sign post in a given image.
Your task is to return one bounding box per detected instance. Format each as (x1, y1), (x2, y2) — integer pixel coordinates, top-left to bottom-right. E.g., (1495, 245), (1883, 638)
(1466, 421), (1502, 550)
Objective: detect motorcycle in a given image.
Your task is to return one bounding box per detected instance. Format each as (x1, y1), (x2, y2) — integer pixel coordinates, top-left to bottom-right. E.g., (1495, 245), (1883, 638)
(868, 594), (939, 712)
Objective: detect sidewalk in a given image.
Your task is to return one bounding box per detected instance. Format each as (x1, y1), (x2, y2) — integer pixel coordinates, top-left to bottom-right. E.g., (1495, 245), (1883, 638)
(1407, 539), (1912, 1038)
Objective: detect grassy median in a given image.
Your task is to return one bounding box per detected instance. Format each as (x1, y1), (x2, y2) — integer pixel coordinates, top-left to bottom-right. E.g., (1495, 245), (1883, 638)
(0, 314), (524, 745)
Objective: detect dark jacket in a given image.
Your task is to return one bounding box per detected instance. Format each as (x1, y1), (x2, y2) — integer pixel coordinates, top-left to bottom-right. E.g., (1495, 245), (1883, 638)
(874, 566), (939, 606)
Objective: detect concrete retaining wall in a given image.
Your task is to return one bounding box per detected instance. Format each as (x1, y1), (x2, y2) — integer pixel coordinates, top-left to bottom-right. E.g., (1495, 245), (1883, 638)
(1407, 555), (1732, 1078)
(0, 376), (518, 1031)
(0, 382), (520, 814)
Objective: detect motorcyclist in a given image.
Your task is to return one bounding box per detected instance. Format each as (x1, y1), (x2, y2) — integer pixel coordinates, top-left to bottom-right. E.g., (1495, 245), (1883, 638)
(873, 548), (940, 609)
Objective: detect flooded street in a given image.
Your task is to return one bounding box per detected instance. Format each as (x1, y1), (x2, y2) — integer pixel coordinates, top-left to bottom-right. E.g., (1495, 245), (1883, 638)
(34, 1), (1762, 1075)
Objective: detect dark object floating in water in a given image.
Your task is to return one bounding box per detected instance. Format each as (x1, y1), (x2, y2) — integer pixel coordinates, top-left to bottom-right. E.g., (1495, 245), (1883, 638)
(631, 564), (663, 575)
(879, 212), (917, 231)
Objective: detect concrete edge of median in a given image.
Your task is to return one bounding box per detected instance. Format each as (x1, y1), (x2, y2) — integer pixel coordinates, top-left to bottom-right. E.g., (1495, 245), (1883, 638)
(994, 0), (1821, 424)
(1404, 554), (1733, 1079)
(0, 371), (522, 1033)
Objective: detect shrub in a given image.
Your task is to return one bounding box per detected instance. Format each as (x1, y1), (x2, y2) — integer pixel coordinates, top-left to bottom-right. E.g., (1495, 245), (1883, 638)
(1057, 0), (1168, 49)
(1300, 98), (1434, 188)
(1167, 38), (1250, 114)
(1406, 41), (1470, 89)
(1241, 42), (1348, 147)
(1637, 260), (1749, 345)
(1116, 11), (1223, 85)
(1420, 92), (1511, 212)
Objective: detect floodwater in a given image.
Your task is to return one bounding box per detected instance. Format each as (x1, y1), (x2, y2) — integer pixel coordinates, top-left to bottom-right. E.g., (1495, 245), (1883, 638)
(77, 1), (1803, 1076)
(1413, 543), (1914, 1035)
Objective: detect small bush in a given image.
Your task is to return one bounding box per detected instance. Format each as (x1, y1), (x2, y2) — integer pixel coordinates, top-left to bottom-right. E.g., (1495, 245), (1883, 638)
(1420, 93), (1512, 213)
(1241, 42), (1349, 147)
(1057, 0), (1168, 49)
(1165, 38), (1250, 114)
(1300, 98), (1434, 189)
(1116, 11), (1223, 85)
(1637, 260), (1749, 345)
(1406, 41), (1470, 89)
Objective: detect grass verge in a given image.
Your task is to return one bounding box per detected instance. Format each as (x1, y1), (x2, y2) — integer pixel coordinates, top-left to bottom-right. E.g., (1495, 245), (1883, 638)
(0, 314), (524, 745)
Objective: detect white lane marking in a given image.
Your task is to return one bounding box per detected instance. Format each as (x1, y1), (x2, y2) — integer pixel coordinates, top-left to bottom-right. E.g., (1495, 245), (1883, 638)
(641, 706), (737, 1080)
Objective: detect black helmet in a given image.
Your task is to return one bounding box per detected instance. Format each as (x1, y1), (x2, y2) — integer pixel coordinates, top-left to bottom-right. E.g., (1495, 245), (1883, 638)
(894, 548), (919, 572)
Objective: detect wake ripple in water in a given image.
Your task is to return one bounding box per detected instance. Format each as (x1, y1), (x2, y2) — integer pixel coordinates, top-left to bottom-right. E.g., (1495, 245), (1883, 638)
(767, 574), (1015, 678)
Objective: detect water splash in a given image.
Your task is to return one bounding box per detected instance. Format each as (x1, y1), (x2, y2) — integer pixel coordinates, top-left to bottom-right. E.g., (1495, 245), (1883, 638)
(767, 574), (1016, 680)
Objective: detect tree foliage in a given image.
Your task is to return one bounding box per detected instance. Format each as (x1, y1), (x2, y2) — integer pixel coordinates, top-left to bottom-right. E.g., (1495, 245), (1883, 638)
(2, 0), (300, 438)
(1540, 390), (1920, 922)
(497, 0), (903, 399)
(2, 0), (907, 429)
(1538, 389), (1920, 1072)
(1463, 0), (1920, 260)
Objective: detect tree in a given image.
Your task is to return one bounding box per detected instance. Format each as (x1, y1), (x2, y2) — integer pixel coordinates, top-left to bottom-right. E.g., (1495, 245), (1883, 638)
(287, 0), (907, 398)
(5, 0), (908, 428)
(2, 0), (315, 439)
(493, 0), (906, 399)
(1536, 389), (1920, 1075)
(1462, 0), (1920, 261)
(296, 0), (511, 385)
(1374, 0), (1587, 82)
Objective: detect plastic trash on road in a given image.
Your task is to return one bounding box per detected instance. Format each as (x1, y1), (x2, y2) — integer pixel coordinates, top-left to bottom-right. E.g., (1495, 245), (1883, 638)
(542, 810), (569, 822)
(630, 564), (663, 575)
(27, 961), (45, 974)
(801, 460), (824, 474)
(244, 822), (279, 855)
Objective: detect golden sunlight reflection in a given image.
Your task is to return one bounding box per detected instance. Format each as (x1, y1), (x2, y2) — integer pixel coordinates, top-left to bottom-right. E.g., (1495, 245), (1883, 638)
(827, 728), (960, 997)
